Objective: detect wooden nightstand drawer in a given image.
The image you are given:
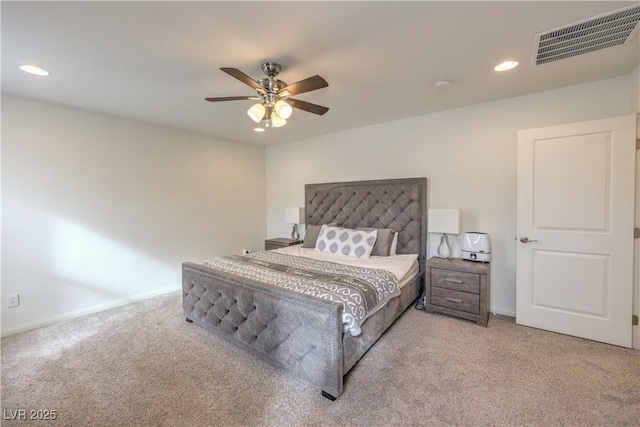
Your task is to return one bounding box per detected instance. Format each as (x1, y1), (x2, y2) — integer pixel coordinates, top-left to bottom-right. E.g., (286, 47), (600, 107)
(430, 268), (480, 294)
(431, 287), (480, 314)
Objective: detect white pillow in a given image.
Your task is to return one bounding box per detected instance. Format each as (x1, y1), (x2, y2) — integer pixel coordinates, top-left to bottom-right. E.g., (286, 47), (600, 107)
(315, 225), (378, 259)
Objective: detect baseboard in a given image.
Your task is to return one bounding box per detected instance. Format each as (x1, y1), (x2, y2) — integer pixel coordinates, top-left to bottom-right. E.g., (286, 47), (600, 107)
(1, 285), (181, 337)
(490, 305), (516, 318)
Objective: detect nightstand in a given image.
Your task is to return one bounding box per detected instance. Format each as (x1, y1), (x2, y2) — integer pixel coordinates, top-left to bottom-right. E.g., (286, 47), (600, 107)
(264, 238), (300, 250)
(425, 257), (490, 327)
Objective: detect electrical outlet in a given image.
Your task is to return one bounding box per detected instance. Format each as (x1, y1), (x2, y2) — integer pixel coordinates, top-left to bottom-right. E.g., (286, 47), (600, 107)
(7, 293), (20, 308)
(242, 249), (250, 255)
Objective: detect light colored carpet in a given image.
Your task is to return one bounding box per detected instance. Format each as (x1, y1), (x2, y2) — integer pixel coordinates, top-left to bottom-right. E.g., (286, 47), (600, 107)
(1, 291), (639, 426)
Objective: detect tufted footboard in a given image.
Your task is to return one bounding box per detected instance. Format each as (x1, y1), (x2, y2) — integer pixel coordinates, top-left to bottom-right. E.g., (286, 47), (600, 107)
(182, 262), (345, 398)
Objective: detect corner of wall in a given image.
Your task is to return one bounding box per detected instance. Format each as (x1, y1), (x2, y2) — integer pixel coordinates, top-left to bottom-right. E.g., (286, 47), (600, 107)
(633, 64), (640, 114)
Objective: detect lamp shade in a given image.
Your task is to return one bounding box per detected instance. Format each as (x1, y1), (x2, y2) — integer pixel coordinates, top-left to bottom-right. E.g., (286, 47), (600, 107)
(285, 207), (305, 224)
(274, 100), (293, 119)
(428, 209), (461, 234)
(271, 112), (287, 128)
(247, 103), (266, 123)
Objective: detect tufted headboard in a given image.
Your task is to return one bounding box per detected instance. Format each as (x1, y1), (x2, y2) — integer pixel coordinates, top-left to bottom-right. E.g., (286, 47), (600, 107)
(305, 178), (427, 272)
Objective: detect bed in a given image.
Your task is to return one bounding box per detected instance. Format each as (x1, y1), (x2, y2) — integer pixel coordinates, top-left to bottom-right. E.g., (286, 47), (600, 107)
(182, 177), (427, 399)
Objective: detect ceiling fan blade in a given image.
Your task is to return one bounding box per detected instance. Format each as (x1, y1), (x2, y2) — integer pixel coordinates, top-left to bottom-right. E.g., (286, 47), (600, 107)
(287, 98), (329, 115)
(280, 75), (328, 96)
(220, 67), (265, 92)
(205, 96), (260, 102)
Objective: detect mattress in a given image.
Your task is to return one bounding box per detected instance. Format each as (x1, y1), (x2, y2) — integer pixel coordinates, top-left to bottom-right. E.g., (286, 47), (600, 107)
(274, 245), (420, 288)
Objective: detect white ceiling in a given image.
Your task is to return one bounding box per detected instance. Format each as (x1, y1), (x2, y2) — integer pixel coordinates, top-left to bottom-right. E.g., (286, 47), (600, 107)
(2, 1), (638, 146)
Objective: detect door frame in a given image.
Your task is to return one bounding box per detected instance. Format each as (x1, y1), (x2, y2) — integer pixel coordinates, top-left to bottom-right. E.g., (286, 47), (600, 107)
(634, 117), (640, 349)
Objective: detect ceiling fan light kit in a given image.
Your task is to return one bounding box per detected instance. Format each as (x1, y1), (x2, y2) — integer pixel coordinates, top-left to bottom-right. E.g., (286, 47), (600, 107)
(270, 111), (287, 128)
(274, 100), (293, 119)
(206, 62), (329, 130)
(247, 103), (266, 123)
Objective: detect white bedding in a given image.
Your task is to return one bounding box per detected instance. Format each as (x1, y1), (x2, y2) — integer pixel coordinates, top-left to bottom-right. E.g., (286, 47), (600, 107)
(273, 246), (419, 334)
(274, 245), (419, 288)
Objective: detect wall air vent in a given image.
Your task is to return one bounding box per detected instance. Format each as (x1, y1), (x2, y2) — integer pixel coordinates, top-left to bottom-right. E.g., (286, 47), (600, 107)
(533, 4), (640, 66)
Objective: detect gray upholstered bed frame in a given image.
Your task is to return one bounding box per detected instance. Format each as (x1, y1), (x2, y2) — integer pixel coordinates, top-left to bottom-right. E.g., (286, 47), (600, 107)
(183, 177), (427, 399)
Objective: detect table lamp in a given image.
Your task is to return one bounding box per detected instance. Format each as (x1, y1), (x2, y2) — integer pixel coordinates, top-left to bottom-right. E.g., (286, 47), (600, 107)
(286, 207), (305, 242)
(428, 208), (461, 259)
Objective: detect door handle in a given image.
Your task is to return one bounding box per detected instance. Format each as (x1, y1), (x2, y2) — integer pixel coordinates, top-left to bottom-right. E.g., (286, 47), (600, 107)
(520, 236), (538, 243)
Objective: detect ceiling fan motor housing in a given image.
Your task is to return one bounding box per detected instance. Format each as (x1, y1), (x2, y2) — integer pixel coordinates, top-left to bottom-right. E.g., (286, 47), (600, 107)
(258, 63), (288, 98)
(258, 78), (287, 94)
(261, 62), (282, 77)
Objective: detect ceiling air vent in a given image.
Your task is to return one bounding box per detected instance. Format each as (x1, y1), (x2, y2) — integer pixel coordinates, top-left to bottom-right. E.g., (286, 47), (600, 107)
(533, 4), (640, 66)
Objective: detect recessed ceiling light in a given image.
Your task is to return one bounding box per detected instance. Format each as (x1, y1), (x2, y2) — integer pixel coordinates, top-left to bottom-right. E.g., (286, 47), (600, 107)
(253, 127), (265, 133)
(433, 79), (450, 90)
(19, 65), (50, 76)
(494, 61), (518, 72)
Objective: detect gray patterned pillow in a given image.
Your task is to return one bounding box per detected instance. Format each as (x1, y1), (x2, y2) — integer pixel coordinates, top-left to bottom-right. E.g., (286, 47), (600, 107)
(315, 225), (378, 258)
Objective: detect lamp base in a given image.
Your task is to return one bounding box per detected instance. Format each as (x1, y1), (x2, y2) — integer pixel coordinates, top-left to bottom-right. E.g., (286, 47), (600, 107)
(435, 233), (452, 259)
(291, 224), (301, 242)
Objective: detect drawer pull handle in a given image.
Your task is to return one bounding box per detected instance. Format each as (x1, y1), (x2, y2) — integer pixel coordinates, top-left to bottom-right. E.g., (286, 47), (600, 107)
(445, 279), (463, 284)
(445, 297), (463, 303)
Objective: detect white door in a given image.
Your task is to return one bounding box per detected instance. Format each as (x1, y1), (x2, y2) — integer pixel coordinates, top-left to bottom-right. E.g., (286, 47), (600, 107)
(516, 115), (636, 348)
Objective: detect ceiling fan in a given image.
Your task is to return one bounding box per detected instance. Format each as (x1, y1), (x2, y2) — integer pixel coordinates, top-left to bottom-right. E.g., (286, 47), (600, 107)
(205, 62), (329, 129)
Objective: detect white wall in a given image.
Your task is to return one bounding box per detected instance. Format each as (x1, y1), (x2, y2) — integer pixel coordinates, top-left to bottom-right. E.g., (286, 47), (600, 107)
(2, 72), (636, 335)
(1, 94), (266, 335)
(265, 74), (634, 316)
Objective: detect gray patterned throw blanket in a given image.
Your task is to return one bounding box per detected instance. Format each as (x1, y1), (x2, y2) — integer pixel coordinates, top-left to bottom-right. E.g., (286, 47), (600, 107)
(202, 251), (400, 336)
